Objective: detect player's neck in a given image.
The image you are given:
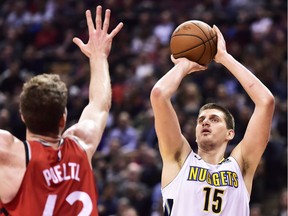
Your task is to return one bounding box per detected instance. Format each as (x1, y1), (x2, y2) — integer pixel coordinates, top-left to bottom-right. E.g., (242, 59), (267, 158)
(27, 131), (61, 148)
(197, 148), (225, 165)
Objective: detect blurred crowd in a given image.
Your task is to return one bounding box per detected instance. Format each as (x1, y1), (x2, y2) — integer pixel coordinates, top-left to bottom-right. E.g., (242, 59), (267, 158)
(0, 0), (286, 215)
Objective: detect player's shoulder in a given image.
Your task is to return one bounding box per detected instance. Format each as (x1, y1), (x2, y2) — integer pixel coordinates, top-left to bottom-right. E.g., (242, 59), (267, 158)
(0, 130), (22, 161)
(0, 129), (16, 147)
(62, 135), (87, 152)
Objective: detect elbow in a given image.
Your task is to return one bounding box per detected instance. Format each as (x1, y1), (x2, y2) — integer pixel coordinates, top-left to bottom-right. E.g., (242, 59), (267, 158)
(150, 85), (165, 104)
(150, 85), (161, 99)
(265, 93), (275, 108)
(262, 92), (275, 112)
(104, 100), (111, 112)
(101, 92), (112, 112)
(104, 96), (112, 112)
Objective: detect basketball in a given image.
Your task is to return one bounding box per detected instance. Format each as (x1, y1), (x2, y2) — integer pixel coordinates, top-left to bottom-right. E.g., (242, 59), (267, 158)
(170, 20), (217, 65)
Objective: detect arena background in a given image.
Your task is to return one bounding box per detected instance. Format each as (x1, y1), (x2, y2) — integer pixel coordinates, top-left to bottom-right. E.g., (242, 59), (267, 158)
(0, 0), (286, 215)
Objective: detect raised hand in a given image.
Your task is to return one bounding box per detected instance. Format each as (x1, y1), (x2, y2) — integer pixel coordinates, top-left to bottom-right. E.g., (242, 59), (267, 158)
(73, 5), (123, 58)
(213, 25), (228, 63)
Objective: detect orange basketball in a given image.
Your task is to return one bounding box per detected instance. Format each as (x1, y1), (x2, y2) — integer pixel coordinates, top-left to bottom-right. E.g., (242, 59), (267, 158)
(170, 20), (217, 65)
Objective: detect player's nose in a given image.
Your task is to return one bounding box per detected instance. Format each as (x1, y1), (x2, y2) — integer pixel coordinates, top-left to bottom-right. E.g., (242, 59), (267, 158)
(202, 118), (210, 126)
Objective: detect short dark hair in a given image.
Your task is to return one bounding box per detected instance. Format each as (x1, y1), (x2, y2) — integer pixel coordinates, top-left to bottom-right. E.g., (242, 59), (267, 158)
(20, 74), (68, 135)
(199, 103), (235, 130)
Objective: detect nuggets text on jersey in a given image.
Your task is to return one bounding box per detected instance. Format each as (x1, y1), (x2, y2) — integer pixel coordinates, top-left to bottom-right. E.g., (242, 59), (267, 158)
(187, 166), (239, 187)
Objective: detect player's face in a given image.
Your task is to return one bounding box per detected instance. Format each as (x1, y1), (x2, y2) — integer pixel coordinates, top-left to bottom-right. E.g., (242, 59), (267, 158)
(195, 109), (233, 148)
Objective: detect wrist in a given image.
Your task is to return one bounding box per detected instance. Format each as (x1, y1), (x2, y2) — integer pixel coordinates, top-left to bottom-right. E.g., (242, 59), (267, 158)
(175, 61), (191, 76)
(216, 51), (231, 64)
(90, 53), (108, 60)
(221, 53), (233, 64)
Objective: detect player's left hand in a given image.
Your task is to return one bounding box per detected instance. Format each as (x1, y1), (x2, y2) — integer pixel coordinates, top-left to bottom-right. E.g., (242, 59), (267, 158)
(213, 25), (228, 63)
(73, 5), (123, 59)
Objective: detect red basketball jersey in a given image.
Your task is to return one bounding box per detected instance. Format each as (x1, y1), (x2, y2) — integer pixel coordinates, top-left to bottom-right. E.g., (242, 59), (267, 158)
(2, 138), (99, 216)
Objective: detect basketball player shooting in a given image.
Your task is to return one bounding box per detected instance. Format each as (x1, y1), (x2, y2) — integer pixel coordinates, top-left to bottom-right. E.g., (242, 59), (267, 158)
(150, 25), (275, 215)
(0, 5), (123, 215)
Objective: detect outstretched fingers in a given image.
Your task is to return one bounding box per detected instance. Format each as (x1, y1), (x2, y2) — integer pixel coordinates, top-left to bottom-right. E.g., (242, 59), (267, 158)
(72, 5), (123, 58)
(86, 10), (94, 34)
(90, 5), (123, 37)
(102, 7), (123, 38)
(95, 5), (102, 30)
(109, 22), (124, 38)
(86, 6), (104, 32)
(102, 9), (111, 33)
(72, 37), (84, 48)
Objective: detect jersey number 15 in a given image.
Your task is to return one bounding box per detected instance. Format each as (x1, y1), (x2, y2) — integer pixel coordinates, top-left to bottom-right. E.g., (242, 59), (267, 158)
(203, 187), (224, 213)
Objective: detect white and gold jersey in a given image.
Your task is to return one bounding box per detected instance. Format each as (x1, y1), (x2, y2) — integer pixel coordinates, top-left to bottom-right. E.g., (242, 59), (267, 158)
(162, 152), (250, 216)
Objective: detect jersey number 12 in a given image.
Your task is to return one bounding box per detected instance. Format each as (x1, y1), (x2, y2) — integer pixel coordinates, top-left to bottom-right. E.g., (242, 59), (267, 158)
(43, 191), (93, 216)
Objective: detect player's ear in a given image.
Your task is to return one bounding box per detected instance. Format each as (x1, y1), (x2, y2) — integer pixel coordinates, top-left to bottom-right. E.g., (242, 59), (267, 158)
(19, 109), (25, 123)
(226, 129), (235, 141)
(20, 113), (25, 123)
(59, 109), (67, 128)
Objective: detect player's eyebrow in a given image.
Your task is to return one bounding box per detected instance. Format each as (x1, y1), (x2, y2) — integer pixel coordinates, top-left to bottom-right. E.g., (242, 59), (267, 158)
(197, 114), (221, 121)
